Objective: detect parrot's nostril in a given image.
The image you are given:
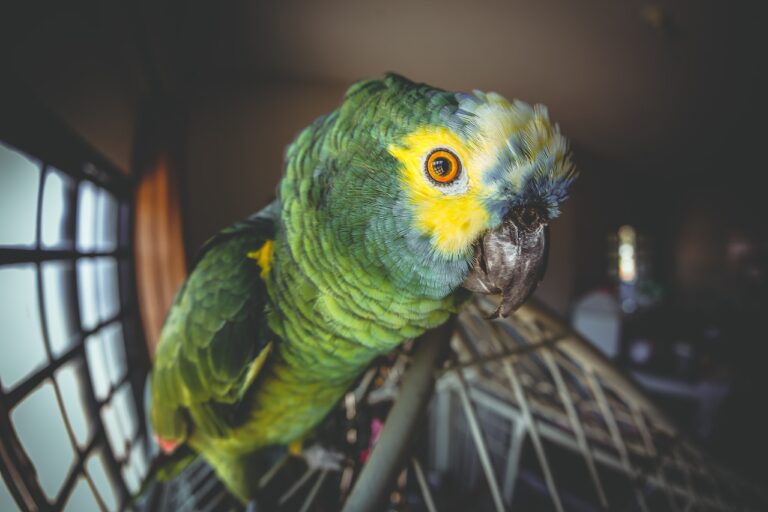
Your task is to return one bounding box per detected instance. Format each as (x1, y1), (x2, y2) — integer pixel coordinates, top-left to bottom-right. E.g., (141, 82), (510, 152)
(510, 206), (547, 233)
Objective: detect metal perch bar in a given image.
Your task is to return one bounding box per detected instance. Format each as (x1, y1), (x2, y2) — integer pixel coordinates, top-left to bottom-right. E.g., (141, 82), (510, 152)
(341, 319), (455, 512)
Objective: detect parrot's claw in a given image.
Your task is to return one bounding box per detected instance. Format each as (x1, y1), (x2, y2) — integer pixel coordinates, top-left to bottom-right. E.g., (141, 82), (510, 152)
(245, 500), (260, 512)
(301, 444), (345, 471)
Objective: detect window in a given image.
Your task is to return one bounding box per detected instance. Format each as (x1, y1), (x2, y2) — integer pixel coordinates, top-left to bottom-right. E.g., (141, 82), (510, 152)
(1, 101), (151, 511)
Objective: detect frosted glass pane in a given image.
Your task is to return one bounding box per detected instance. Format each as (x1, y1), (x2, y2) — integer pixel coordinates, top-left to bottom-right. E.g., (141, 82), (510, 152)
(0, 265), (48, 389)
(42, 261), (78, 357)
(129, 440), (148, 479)
(11, 381), (76, 499)
(86, 452), (118, 512)
(113, 383), (138, 441)
(101, 401), (126, 459)
(78, 256), (120, 332)
(101, 322), (126, 386)
(0, 142), (40, 247)
(84, 333), (110, 401)
(77, 181), (97, 252)
(63, 477), (100, 512)
(77, 258), (99, 330)
(55, 360), (92, 448)
(96, 257), (120, 321)
(122, 464), (140, 495)
(41, 170), (74, 249)
(1, 475), (21, 512)
(95, 188), (118, 251)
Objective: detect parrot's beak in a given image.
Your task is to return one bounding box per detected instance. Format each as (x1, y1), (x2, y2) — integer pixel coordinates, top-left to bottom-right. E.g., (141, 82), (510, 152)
(462, 207), (549, 318)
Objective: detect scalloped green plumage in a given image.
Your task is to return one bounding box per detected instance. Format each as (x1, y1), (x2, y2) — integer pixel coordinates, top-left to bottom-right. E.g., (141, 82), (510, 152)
(149, 74), (574, 502)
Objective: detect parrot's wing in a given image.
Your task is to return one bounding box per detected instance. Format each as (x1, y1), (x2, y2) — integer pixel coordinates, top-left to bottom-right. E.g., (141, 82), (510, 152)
(150, 204), (278, 444)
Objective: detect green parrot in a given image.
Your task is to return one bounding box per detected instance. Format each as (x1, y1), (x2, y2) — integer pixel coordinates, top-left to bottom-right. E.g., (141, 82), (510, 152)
(149, 73), (575, 502)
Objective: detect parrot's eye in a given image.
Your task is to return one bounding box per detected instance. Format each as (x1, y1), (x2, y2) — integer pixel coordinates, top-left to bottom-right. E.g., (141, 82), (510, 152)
(425, 149), (461, 184)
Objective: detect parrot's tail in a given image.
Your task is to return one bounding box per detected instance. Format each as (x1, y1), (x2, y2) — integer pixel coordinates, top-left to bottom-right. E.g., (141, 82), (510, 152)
(134, 372), (198, 502)
(128, 444), (197, 508)
(151, 443), (198, 481)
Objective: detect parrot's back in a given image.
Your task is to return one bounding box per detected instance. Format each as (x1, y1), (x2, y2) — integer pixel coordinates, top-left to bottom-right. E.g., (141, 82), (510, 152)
(149, 204), (278, 494)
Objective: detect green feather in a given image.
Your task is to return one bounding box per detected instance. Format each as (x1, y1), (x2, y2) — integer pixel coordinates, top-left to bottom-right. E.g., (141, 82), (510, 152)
(149, 73), (573, 502)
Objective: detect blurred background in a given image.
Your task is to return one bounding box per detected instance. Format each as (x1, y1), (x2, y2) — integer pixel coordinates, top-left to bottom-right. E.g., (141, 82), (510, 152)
(2, 0), (767, 510)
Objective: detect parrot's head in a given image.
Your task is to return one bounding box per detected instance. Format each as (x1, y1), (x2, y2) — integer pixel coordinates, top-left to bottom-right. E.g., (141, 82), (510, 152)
(282, 74), (576, 317)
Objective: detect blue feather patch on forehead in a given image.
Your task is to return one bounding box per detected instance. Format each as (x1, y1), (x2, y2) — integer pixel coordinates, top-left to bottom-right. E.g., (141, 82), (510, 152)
(450, 90), (576, 220)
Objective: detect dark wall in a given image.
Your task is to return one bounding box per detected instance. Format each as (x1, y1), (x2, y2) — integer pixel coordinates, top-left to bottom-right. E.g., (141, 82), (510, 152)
(5, 0), (766, 320)
(569, 151), (767, 312)
(2, 0), (144, 172)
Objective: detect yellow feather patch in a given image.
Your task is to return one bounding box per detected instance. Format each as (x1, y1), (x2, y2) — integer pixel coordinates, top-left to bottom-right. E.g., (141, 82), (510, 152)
(388, 127), (491, 256)
(237, 341), (273, 400)
(247, 239), (274, 278)
(287, 438), (303, 456)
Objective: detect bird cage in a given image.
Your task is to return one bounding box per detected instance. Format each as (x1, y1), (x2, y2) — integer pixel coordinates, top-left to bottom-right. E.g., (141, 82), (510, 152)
(140, 297), (768, 512)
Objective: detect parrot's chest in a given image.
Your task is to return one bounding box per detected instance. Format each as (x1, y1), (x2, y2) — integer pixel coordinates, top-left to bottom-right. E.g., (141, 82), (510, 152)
(243, 359), (355, 446)
(228, 336), (383, 451)
(235, 294), (454, 450)
(227, 242), (458, 449)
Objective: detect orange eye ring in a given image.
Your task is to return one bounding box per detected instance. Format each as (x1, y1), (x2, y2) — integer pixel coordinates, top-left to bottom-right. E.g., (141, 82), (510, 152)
(425, 149), (461, 184)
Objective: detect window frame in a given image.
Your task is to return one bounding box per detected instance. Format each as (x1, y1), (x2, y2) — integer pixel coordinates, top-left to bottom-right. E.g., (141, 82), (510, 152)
(1, 84), (151, 511)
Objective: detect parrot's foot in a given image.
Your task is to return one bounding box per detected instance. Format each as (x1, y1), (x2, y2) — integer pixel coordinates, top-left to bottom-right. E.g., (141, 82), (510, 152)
(301, 444), (345, 472)
(245, 500), (260, 512)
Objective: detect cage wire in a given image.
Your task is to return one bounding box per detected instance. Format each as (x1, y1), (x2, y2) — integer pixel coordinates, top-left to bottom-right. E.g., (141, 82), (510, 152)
(138, 297), (768, 512)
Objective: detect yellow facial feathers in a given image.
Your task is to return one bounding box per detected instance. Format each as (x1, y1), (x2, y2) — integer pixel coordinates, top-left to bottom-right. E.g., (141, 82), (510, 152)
(388, 127), (491, 256)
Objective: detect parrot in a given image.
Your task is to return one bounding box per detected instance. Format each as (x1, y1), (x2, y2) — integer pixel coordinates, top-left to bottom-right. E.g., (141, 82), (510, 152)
(148, 73), (575, 503)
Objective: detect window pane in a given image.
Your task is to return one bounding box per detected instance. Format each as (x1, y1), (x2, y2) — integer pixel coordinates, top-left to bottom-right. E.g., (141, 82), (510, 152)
(113, 383), (138, 441)
(55, 359), (93, 448)
(129, 439), (149, 480)
(101, 401), (126, 459)
(63, 477), (101, 512)
(11, 380), (76, 499)
(77, 258), (99, 331)
(1, 475), (21, 512)
(0, 142), (40, 247)
(122, 464), (140, 495)
(96, 257), (120, 321)
(86, 451), (118, 512)
(77, 256), (120, 332)
(95, 188), (118, 251)
(84, 333), (110, 401)
(101, 322), (126, 386)
(42, 260), (78, 357)
(41, 169), (74, 249)
(0, 265), (48, 389)
(76, 180), (97, 252)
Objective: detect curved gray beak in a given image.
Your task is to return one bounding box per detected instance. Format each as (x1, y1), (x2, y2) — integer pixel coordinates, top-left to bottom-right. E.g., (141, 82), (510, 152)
(462, 207), (549, 318)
